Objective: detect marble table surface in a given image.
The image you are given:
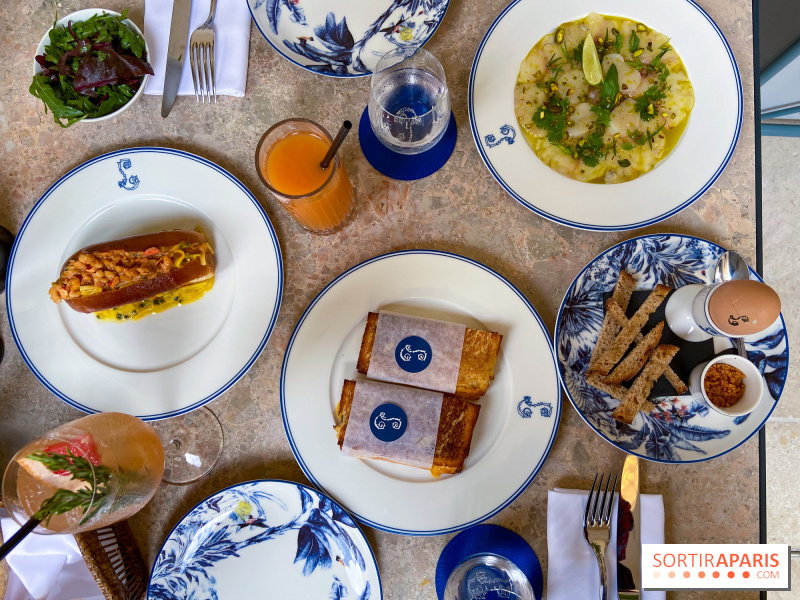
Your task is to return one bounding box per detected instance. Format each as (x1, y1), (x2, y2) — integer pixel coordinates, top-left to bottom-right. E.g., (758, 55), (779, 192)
(0, 0), (760, 598)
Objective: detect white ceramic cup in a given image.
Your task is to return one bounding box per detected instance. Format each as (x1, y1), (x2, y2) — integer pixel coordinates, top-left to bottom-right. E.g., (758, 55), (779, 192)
(688, 354), (764, 417)
(32, 9), (150, 124)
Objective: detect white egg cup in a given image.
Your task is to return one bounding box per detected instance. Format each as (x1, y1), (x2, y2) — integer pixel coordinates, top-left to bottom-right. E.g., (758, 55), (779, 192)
(664, 283), (738, 342)
(688, 354), (764, 417)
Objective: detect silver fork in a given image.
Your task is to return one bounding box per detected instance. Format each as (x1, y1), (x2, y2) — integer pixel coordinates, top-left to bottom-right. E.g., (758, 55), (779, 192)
(189, 0), (218, 104)
(583, 473), (618, 600)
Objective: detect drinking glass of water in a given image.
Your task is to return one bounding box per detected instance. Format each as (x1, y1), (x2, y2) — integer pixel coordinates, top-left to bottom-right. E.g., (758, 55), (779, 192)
(444, 553), (535, 600)
(368, 47), (450, 155)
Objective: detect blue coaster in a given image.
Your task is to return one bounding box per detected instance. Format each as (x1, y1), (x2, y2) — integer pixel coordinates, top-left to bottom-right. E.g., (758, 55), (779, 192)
(435, 524), (543, 600)
(358, 107), (457, 181)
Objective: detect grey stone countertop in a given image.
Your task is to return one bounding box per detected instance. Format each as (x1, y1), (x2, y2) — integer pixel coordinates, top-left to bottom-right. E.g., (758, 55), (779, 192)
(0, 1), (760, 598)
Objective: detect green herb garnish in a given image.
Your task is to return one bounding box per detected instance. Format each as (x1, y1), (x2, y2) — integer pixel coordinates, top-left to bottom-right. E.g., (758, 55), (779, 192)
(27, 450), (112, 526)
(633, 84), (667, 121)
(629, 31), (640, 54)
(532, 96), (570, 144)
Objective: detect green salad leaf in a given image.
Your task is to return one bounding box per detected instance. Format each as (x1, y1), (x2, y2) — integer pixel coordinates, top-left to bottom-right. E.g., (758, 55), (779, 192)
(31, 10), (152, 127)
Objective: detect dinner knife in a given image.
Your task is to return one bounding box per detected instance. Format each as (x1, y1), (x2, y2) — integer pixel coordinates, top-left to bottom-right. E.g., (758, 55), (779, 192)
(617, 455), (641, 600)
(161, 0), (193, 118)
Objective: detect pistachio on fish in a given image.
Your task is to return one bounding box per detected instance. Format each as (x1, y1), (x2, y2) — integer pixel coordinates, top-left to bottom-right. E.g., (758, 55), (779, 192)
(646, 103), (655, 115)
(567, 88), (574, 96)
(550, 82), (559, 92)
(614, 92), (623, 106)
(612, 28), (620, 35)
(547, 103), (564, 113)
(633, 49), (644, 57)
(618, 159), (631, 167)
(572, 151), (579, 159)
(637, 23), (646, 32)
(555, 28), (565, 43)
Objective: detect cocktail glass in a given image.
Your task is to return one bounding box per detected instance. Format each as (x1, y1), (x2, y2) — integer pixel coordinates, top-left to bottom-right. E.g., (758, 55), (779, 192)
(256, 119), (356, 235)
(2, 413), (164, 547)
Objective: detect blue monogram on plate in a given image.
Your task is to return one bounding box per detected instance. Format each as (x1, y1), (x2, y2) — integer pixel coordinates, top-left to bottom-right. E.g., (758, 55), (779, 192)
(117, 158), (140, 190)
(484, 125), (516, 148)
(517, 396), (552, 419)
(395, 335), (432, 373)
(370, 403), (407, 442)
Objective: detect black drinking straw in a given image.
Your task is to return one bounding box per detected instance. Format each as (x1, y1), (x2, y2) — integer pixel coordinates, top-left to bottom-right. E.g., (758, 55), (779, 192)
(320, 121), (352, 170)
(0, 517), (41, 560)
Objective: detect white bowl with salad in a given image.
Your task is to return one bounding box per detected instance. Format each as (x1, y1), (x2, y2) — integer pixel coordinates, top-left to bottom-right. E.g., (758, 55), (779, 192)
(32, 9), (152, 127)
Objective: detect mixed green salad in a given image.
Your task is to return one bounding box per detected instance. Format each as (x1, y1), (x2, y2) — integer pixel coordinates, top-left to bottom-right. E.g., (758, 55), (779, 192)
(31, 10), (153, 127)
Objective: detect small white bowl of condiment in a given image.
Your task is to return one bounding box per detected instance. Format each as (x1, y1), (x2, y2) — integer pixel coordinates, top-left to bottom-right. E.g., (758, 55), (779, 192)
(689, 354), (764, 417)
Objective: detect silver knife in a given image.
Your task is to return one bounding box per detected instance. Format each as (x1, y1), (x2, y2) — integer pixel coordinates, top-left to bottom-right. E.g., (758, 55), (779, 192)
(617, 455), (641, 600)
(161, 0), (193, 118)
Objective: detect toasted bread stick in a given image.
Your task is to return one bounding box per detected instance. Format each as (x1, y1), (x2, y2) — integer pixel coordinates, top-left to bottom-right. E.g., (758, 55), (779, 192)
(603, 321), (664, 384)
(611, 345), (680, 424)
(589, 271), (636, 368)
(605, 300), (688, 394)
(587, 285), (671, 377)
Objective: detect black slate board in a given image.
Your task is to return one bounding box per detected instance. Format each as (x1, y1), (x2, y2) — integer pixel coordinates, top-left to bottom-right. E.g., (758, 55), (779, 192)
(601, 289), (717, 397)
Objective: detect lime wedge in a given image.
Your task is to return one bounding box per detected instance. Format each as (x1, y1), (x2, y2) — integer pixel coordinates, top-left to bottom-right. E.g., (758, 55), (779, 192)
(582, 32), (603, 86)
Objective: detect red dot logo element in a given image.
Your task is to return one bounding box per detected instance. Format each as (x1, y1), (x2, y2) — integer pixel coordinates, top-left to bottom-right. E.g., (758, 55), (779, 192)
(713, 571), (720, 579)
(699, 571), (706, 579)
(668, 571), (676, 579)
(653, 572), (661, 579)
(683, 571), (691, 578)
(728, 571), (735, 579)
(743, 572), (750, 579)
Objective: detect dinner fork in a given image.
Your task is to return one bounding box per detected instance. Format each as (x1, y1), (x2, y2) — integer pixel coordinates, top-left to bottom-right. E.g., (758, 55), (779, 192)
(583, 473), (618, 600)
(189, 0), (218, 104)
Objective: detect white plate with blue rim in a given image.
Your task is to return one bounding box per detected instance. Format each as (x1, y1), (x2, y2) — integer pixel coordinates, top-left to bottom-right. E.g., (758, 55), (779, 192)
(281, 250), (561, 535)
(148, 480), (381, 600)
(555, 234), (788, 462)
(6, 147), (283, 420)
(468, 0), (742, 231)
(248, 0), (449, 76)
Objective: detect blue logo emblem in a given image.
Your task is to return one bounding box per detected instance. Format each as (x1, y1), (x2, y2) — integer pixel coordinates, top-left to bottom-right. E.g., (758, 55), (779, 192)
(517, 396), (553, 419)
(484, 124), (516, 148)
(370, 403), (407, 443)
(395, 336), (432, 373)
(117, 158), (140, 191)
(465, 565), (513, 600)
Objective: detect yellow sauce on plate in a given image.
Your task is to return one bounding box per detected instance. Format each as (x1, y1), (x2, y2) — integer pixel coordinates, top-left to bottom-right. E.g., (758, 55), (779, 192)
(95, 278), (214, 322)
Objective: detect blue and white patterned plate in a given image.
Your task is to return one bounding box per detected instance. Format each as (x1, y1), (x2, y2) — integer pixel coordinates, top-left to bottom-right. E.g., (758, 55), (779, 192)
(282, 250), (561, 535)
(469, 0), (742, 230)
(148, 480), (381, 600)
(555, 235), (788, 463)
(248, 0), (449, 76)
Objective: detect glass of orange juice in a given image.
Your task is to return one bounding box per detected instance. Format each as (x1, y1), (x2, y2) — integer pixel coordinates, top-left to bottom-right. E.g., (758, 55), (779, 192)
(256, 119), (356, 235)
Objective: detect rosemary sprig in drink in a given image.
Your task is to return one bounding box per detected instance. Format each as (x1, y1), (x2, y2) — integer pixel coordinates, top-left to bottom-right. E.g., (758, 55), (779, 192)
(26, 449), (112, 526)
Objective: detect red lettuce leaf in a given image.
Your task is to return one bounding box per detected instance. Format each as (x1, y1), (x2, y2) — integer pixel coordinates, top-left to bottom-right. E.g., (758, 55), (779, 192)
(72, 48), (153, 93)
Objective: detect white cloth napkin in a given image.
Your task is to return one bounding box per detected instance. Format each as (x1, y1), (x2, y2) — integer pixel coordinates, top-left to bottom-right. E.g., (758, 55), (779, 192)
(1, 512), (103, 600)
(547, 488), (666, 600)
(143, 0), (252, 97)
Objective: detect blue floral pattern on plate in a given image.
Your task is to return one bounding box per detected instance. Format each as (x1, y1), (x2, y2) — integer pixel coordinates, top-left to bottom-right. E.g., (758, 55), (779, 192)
(555, 234), (789, 463)
(148, 480), (381, 599)
(248, 0), (449, 76)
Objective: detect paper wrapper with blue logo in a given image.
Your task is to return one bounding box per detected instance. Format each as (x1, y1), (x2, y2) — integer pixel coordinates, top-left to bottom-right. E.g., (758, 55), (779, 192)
(337, 380), (481, 475)
(357, 312), (503, 400)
